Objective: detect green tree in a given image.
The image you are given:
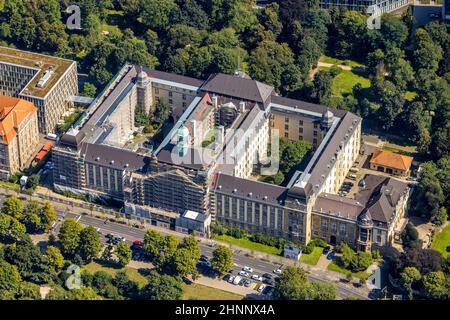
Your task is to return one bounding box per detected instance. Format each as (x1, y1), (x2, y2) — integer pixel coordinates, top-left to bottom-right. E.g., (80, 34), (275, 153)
(273, 266), (311, 300)
(83, 82), (97, 98)
(311, 70), (333, 105)
(140, 0), (177, 31)
(140, 271), (183, 300)
(9, 219), (26, 241)
(400, 267), (421, 300)
(434, 207), (447, 226)
(16, 282), (41, 300)
(422, 271), (448, 299)
(143, 230), (164, 260)
(154, 98), (170, 126)
(2, 196), (24, 219)
(210, 245), (233, 275)
(402, 223), (422, 249)
(39, 202), (56, 231)
(411, 162), (444, 222)
(113, 271), (139, 299)
(46, 246), (64, 270)
(337, 243), (356, 269)
(311, 281), (338, 300)
(58, 219), (83, 256)
(172, 248), (199, 279)
(115, 241), (132, 267)
(350, 252), (373, 272)
(26, 174), (40, 191)
(78, 226), (102, 261)
(68, 286), (102, 300)
(0, 260), (22, 300)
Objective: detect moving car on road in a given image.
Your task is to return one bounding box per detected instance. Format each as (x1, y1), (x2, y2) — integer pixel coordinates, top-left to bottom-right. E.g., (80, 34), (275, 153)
(273, 268), (282, 274)
(243, 266), (253, 273)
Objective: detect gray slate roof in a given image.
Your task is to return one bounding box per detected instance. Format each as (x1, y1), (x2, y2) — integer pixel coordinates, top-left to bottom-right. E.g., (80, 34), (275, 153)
(355, 174), (409, 224)
(81, 143), (150, 171)
(214, 173), (287, 206)
(201, 73), (274, 106)
(144, 68), (204, 88)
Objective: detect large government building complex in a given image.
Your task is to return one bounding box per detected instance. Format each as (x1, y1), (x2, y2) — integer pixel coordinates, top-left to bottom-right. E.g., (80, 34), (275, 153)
(52, 64), (410, 252)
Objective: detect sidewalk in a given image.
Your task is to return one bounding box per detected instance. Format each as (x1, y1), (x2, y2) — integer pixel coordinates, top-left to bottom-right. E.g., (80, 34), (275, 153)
(0, 186), (370, 298)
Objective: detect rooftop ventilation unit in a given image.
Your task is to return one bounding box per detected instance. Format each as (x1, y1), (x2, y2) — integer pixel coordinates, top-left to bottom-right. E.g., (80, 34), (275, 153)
(36, 70), (54, 88)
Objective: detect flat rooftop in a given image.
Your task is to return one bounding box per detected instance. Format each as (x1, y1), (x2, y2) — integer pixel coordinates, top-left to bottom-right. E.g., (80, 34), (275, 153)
(0, 46), (74, 98)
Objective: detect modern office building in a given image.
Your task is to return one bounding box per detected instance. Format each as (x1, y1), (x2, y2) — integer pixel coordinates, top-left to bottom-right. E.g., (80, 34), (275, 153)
(320, 0), (409, 14)
(51, 62), (410, 251)
(0, 46), (78, 134)
(0, 96), (39, 179)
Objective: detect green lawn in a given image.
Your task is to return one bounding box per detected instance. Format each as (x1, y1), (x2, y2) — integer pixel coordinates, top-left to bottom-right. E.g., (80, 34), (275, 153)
(300, 247), (323, 266)
(331, 69), (371, 98)
(327, 261), (369, 279)
(182, 283), (243, 300)
(0, 181), (20, 192)
(432, 224), (450, 258)
(83, 261), (149, 287)
(320, 55), (365, 68)
(382, 146), (415, 157)
(213, 234), (282, 255)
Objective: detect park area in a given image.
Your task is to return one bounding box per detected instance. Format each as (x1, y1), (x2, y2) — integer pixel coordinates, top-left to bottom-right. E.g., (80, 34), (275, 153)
(431, 224), (450, 258)
(83, 261), (243, 300)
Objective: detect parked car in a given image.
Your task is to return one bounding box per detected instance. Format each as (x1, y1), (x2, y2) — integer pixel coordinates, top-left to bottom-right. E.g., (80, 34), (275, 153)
(238, 278), (246, 286)
(262, 273), (273, 279)
(244, 280), (252, 288)
(263, 286), (274, 296)
(257, 284), (266, 293)
(243, 266), (253, 273)
(200, 255), (209, 262)
(227, 275), (235, 284)
(348, 174), (357, 180)
(350, 167), (359, 173)
(223, 274), (232, 282)
(238, 271), (249, 277)
(264, 278), (275, 286)
(343, 181), (354, 187)
(323, 246), (331, 254)
(273, 269), (282, 274)
(252, 274), (263, 282)
(327, 251), (335, 260)
(132, 240), (143, 247)
(233, 276), (242, 285)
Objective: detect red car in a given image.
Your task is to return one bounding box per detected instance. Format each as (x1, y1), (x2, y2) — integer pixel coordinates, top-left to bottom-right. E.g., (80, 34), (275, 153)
(133, 240), (143, 247)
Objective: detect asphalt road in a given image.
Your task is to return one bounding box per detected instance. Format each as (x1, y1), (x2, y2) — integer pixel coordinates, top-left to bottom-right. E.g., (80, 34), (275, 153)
(0, 192), (369, 300)
(52, 211), (369, 300)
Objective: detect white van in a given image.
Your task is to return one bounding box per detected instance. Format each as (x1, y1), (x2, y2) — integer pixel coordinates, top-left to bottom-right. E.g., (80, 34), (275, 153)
(233, 276), (242, 285)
